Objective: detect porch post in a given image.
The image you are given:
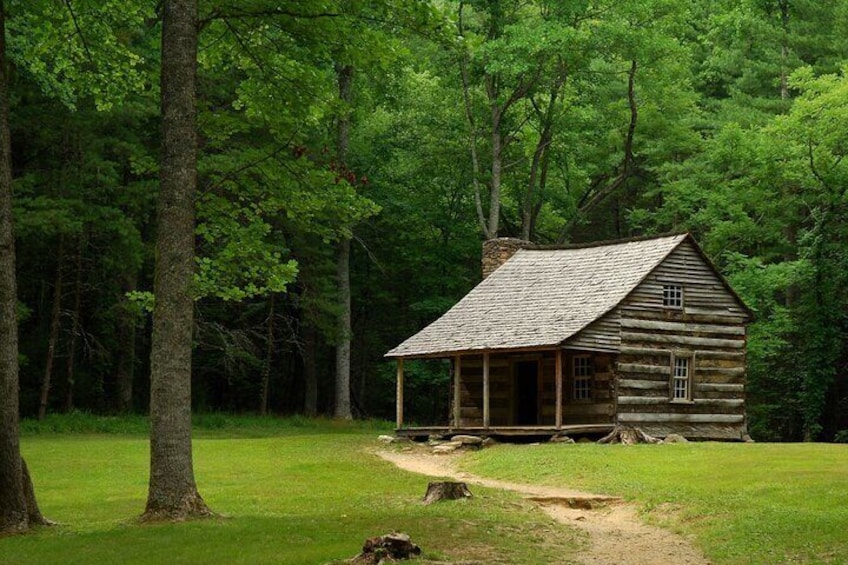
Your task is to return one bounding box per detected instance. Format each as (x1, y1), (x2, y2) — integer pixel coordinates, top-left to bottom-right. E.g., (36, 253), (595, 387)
(483, 352), (490, 429)
(453, 354), (462, 428)
(555, 349), (563, 430)
(396, 358), (404, 429)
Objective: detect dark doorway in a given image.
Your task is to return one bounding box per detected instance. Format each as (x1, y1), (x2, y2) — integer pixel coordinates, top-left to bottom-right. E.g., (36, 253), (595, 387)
(515, 361), (539, 425)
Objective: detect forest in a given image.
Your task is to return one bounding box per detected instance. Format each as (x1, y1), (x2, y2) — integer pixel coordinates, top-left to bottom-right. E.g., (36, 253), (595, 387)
(3, 0), (848, 444)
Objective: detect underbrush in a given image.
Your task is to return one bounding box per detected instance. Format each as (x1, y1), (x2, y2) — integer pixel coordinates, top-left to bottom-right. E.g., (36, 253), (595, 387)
(19, 411), (394, 437)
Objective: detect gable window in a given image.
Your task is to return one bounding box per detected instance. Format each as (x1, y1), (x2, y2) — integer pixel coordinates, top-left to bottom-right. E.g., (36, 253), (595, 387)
(671, 355), (692, 401)
(573, 355), (593, 400)
(663, 284), (683, 308)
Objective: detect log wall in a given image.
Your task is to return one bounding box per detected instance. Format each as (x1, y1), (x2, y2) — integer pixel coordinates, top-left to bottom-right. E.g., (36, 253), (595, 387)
(616, 240), (748, 439)
(454, 351), (615, 427)
(456, 354), (513, 426)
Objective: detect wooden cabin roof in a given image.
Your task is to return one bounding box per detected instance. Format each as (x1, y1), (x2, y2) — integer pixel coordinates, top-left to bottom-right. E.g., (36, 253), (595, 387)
(386, 233), (747, 359)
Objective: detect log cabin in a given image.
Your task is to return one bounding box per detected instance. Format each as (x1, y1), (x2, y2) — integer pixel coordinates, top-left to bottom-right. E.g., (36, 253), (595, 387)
(385, 233), (752, 441)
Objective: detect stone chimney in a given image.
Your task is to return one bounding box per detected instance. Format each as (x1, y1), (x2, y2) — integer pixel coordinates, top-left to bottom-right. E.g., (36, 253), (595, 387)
(482, 238), (531, 279)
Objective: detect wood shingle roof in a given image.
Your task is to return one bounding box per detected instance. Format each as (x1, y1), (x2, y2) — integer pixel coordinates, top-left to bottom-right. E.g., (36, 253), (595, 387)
(386, 233), (689, 358)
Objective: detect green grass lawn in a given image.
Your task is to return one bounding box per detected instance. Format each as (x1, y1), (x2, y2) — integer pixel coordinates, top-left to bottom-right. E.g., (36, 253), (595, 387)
(4, 416), (581, 565)
(460, 441), (848, 564)
(7, 417), (848, 564)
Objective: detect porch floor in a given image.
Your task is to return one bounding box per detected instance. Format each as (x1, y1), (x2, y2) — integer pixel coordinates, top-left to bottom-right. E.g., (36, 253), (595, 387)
(396, 424), (615, 440)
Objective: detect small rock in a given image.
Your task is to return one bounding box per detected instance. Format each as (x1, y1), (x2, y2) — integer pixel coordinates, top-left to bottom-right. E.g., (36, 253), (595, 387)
(550, 434), (575, 444)
(451, 434), (484, 445)
(432, 441), (462, 454)
(663, 433), (688, 444)
(377, 435), (395, 444)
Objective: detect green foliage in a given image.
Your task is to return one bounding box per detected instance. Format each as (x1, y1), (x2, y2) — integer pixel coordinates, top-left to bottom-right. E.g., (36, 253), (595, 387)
(7, 0), (848, 437)
(8, 0), (154, 110)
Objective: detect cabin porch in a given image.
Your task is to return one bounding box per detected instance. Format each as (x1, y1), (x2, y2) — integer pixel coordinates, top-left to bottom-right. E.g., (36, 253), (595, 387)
(394, 349), (616, 436)
(395, 424), (615, 442)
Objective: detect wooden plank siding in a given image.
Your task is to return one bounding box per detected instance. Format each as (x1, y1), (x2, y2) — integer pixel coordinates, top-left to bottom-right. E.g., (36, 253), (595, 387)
(566, 309), (621, 352)
(615, 240), (748, 439)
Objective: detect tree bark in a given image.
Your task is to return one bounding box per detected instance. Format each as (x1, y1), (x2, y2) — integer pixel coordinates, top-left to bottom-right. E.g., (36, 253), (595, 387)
(302, 322), (318, 417)
(258, 294), (274, 415)
(557, 60), (639, 243)
(114, 272), (137, 413)
(521, 76), (563, 241)
(143, 0), (210, 521)
(65, 234), (85, 412)
(334, 237), (352, 420)
(0, 2), (47, 533)
(38, 235), (64, 421)
(422, 481), (473, 505)
(333, 63), (353, 420)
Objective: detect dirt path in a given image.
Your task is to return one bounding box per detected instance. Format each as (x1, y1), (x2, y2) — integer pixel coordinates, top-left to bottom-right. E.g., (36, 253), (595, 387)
(377, 447), (709, 565)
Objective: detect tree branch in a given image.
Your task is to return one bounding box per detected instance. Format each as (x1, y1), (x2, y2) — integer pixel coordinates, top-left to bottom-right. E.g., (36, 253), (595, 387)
(458, 2), (490, 238)
(62, 0), (95, 66)
(557, 60), (638, 243)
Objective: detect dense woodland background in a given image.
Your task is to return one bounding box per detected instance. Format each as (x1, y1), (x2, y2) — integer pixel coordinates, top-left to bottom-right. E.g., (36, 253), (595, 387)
(6, 0), (848, 441)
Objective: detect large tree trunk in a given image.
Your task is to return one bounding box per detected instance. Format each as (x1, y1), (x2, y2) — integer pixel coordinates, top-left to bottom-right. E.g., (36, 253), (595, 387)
(143, 0), (210, 521)
(0, 2), (47, 533)
(333, 63), (353, 420)
(334, 237), (352, 419)
(38, 235), (64, 421)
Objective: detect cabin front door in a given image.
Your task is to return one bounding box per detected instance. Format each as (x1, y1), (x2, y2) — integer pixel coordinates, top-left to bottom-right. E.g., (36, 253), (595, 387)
(515, 360), (539, 425)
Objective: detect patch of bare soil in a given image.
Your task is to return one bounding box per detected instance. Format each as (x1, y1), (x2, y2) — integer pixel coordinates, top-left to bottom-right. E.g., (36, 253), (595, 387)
(377, 446), (709, 565)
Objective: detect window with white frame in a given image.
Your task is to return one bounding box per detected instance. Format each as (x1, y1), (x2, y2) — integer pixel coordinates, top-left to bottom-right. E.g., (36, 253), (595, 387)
(671, 355), (691, 401)
(573, 355), (593, 400)
(663, 284), (683, 308)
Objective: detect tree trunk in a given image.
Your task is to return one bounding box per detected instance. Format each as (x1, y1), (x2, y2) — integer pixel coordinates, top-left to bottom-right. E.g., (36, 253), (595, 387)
(334, 237), (352, 420)
(778, 0), (790, 101)
(302, 322), (318, 417)
(488, 101), (502, 238)
(143, 0), (210, 521)
(64, 234), (85, 412)
(21, 459), (47, 526)
(38, 235), (64, 420)
(597, 426), (661, 445)
(521, 77), (563, 241)
(0, 2), (47, 533)
(557, 60), (639, 244)
(114, 272), (137, 413)
(259, 294), (274, 415)
(422, 481), (474, 505)
(333, 63), (354, 420)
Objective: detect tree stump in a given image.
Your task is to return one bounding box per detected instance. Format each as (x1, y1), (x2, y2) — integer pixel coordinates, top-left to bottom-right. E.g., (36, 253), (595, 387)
(350, 532), (420, 564)
(422, 481), (473, 505)
(597, 426), (661, 445)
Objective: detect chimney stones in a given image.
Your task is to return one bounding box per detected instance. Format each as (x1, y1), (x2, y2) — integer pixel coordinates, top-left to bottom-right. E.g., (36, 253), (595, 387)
(482, 238), (531, 279)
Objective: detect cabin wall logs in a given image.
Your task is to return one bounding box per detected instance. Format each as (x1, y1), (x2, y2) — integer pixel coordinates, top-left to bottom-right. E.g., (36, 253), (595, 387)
(453, 351), (615, 427)
(615, 240), (748, 439)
